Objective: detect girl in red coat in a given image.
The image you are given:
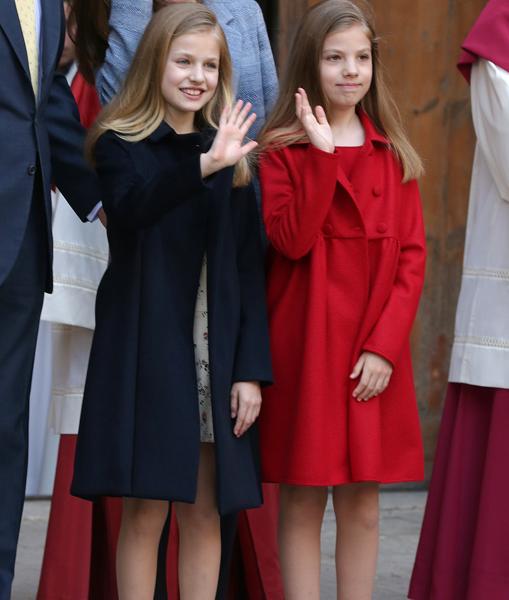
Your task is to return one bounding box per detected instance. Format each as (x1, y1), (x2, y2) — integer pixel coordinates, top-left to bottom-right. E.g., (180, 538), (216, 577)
(258, 1), (426, 598)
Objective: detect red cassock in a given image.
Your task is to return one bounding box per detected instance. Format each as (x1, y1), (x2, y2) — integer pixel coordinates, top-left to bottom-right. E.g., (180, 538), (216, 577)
(258, 111), (426, 486)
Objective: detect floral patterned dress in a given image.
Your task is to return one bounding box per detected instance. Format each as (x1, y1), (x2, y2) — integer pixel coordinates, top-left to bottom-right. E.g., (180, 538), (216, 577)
(193, 256), (214, 443)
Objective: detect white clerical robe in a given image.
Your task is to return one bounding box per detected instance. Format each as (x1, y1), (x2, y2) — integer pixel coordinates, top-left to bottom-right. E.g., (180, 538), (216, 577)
(41, 68), (108, 435)
(449, 59), (509, 388)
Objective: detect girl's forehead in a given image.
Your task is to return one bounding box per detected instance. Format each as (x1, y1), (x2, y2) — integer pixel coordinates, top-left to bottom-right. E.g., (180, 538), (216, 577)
(323, 24), (371, 49)
(169, 30), (221, 53)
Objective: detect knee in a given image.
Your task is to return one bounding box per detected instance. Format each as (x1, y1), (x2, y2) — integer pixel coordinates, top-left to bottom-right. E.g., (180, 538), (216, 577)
(280, 485), (328, 525)
(334, 485), (379, 532)
(176, 502), (219, 536)
(122, 499), (168, 539)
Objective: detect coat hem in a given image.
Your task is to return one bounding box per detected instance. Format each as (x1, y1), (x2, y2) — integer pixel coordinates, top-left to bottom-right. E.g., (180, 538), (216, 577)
(70, 489), (262, 515)
(261, 475), (424, 486)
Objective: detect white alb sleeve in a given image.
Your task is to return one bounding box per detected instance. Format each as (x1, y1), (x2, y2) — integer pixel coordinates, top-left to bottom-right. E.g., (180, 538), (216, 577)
(471, 60), (509, 202)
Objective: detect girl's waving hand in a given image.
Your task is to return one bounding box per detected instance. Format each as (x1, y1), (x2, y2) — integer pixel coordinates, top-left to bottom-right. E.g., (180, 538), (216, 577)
(201, 100), (258, 178)
(295, 87), (334, 153)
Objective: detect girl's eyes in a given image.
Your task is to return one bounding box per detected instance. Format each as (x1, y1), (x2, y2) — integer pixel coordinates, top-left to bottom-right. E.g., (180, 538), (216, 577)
(325, 54), (371, 62)
(175, 59), (218, 70)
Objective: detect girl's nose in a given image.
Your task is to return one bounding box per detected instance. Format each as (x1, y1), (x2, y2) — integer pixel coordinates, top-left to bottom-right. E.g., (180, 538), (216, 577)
(189, 65), (205, 83)
(343, 58), (359, 77)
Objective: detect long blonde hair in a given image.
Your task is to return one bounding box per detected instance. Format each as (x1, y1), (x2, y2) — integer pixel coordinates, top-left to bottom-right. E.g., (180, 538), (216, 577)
(87, 4), (251, 187)
(260, 0), (423, 182)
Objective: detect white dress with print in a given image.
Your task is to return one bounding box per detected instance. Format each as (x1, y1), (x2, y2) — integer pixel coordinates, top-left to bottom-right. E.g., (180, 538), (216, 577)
(194, 256), (214, 443)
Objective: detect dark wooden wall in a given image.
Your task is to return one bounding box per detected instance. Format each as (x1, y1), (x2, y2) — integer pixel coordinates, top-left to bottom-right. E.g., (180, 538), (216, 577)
(267, 0), (486, 481)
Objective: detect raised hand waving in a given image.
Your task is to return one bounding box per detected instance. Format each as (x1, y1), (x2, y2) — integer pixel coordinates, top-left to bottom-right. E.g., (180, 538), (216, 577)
(295, 87), (334, 154)
(201, 100), (258, 178)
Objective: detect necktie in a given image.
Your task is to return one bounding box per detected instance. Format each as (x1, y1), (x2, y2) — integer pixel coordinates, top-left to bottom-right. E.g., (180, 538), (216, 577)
(14, 0), (39, 97)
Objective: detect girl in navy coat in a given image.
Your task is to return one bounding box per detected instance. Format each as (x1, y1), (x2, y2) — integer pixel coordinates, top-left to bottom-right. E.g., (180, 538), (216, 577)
(71, 5), (272, 599)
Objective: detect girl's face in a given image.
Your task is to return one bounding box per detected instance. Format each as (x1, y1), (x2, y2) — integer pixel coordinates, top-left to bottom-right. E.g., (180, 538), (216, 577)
(162, 30), (220, 129)
(320, 24), (373, 114)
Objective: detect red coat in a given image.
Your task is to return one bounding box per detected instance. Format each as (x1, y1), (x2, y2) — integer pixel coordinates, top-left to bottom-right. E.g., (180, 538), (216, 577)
(258, 112), (426, 485)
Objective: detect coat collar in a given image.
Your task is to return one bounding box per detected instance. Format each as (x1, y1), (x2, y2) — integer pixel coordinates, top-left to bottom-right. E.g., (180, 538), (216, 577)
(147, 121), (215, 148)
(147, 121), (176, 143)
(358, 109), (390, 149)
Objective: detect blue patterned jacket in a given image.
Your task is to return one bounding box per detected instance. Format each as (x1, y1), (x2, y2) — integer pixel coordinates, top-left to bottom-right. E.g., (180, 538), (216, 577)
(96, 0), (278, 137)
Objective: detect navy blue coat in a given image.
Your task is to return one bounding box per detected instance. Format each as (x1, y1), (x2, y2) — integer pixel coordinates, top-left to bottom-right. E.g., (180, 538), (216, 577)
(0, 0), (101, 290)
(71, 124), (273, 515)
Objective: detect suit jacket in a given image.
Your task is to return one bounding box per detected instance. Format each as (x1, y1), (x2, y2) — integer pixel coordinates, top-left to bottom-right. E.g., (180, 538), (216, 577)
(0, 0), (101, 291)
(96, 0), (278, 137)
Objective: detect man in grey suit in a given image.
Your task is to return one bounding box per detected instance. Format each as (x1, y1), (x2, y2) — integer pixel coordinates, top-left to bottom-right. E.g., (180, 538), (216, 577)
(0, 1), (103, 597)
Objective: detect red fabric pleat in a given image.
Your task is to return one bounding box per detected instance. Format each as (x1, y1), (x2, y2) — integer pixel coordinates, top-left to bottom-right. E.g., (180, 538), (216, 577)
(166, 511), (180, 599)
(239, 485), (284, 600)
(37, 435), (93, 600)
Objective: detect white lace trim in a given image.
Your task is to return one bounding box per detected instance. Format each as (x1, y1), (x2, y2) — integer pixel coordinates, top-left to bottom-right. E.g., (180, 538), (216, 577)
(463, 267), (509, 281)
(454, 335), (509, 349)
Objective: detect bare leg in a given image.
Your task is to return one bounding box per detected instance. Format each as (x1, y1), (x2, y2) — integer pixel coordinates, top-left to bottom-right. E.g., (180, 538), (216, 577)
(279, 484), (328, 600)
(333, 483), (379, 600)
(116, 498), (169, 600)
(174, 443), (221, 600)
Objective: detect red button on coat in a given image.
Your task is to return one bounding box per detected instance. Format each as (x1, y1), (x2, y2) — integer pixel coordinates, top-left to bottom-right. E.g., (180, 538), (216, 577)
(376, 222), (388, 233)
(373, 186), (382, 197)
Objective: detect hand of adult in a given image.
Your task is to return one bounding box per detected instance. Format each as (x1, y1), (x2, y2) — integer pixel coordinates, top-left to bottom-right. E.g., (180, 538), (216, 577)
(230, 381), (262, 437)
(350, 351), (393, 401)
(200, 100), (258, 178)
(295, 87), (334, 154)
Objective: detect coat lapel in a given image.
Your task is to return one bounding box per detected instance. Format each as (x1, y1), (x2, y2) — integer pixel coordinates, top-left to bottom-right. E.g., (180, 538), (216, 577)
(207, 2), (241, 84)
(215, 4), (241, 57)
(0, 0), (31, 83)
(40, 0), (61, 96)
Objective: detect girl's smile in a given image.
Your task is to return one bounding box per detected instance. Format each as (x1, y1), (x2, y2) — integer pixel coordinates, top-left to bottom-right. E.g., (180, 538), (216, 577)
(180, 87), (205, 98)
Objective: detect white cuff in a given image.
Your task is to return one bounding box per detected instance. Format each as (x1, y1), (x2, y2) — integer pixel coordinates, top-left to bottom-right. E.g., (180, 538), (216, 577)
(87, 201), (103, 222)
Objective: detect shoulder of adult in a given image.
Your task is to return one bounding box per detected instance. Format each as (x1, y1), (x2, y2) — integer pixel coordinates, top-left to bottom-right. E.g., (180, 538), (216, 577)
(206, 0), (263, 22)
(458, 0), (509, 80)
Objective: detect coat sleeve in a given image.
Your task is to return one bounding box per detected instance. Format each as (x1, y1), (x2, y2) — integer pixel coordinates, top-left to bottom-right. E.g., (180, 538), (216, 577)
(260, 145), (340, 260)
(94, 133), (209, 230)
(471, 60), (509, 202)
(232, 184), (273, 385)
(362, 179), (426, 366)
(46, 71), (102, 221)
(95, 0), (152, 105)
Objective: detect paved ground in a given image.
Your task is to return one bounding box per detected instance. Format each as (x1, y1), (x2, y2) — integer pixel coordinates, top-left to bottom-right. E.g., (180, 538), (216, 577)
(12, 490), (427, 599)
